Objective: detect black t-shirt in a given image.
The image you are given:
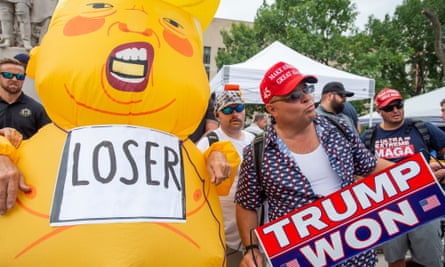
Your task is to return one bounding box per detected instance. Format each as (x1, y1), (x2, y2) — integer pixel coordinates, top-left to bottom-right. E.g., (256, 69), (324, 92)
(0, 93), (51, 139)
(189, 96), (216, 143)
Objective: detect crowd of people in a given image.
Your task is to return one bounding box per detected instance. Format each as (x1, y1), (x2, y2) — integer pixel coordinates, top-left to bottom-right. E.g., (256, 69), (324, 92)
(236, 62), (394, 267)
(190, 61), (445, 267)
(0, 53), (445, 267)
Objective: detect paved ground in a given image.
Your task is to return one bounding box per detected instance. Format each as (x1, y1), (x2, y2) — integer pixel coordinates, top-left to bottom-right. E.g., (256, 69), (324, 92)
(376, 253), (387, 267)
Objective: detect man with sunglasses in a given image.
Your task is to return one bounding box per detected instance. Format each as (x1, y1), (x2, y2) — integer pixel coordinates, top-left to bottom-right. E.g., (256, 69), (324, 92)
(235, 61), (394, 267)
(197, 88), (255, 267)
(316, 81), (359, 135)
(361, 88), (445, 267)
(0, 58), (50, 139)
(0, 57), (50, 215)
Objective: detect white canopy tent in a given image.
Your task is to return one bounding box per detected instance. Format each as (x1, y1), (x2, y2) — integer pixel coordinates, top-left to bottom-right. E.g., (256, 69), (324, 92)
(359, 86), (445, 127)
(210, 41), (376, 104)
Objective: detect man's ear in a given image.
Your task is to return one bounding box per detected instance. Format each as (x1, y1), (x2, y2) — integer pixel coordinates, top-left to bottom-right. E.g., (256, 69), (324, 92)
(214, 111), (219, 119)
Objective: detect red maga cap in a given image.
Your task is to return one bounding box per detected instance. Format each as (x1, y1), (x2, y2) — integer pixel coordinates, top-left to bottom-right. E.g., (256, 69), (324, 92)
(375, 88), (403, 108)
(260, 61), (317, 104)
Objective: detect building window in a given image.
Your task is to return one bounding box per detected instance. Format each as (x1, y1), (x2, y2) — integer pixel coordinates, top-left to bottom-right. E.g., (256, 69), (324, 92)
(204, 46), (211, 79)
(204, 46), (211, 64)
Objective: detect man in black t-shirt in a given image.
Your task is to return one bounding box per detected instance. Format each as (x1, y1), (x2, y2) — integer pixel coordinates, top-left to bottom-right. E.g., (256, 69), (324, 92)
(189, 92), (218, 143)
(0, 58), (50, 139)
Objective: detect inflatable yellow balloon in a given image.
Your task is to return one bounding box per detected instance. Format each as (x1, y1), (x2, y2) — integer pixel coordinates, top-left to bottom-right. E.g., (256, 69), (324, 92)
(0, 0), (230, 266)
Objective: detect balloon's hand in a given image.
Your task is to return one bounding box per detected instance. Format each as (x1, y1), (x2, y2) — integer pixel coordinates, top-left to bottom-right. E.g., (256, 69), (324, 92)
(0, 128), (23, 148)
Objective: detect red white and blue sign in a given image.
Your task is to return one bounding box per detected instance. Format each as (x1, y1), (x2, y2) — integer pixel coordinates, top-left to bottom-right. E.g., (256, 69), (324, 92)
(256, 153), (445, 267)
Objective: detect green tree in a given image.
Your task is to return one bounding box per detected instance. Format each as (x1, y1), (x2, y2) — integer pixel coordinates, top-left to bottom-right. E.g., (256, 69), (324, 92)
(217, 0), (358, 67)
(348, 16), (408, 94)
(348, 0), (445, 101)
(254, 0), (357, 65)
(215, 0), (445, 117)
(393, 0), (443, 94)
(422, 8), (445, 75)
(215, 23), (261, 69)
(216, 0), (362, 116)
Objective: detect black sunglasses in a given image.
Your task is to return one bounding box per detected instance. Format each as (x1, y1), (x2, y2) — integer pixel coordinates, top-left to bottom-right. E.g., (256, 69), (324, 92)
(0, 72), (26, 81)
(380, 102), (404, 112)
(221, 103), (245, 115)
(269, 84), (315, 104)
(333, 92), (347, 98)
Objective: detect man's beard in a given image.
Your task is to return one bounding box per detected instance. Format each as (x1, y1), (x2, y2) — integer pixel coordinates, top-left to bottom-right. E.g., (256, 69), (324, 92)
(332, 101), (345, 114)
(3, 85), (21, 95)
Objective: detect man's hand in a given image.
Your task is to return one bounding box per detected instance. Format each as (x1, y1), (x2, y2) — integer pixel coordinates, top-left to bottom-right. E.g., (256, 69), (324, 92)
(0, 155), (30, 215)
(240, 248), (264, 267)
(0, 127), (23, 148)
(206, 150), (232, 184)
(429, 161), (445, 183)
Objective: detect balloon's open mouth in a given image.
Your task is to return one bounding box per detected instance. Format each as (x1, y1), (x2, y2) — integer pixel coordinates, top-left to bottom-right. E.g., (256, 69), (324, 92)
(107, 42), (154, 92)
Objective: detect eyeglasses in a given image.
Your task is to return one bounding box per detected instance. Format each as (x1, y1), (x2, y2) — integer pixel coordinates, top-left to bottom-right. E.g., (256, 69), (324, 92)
(221, 104), (245, 115)
(380, 102), (404, 112)
(333, 92), (347, 99)
(0, 72), (26, 81)
(269, 84), (315, 104)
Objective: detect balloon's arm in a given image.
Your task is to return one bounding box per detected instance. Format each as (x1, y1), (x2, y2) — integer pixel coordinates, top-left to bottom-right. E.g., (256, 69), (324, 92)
(203, 141), (240, 188)
(0, 136), (18, 163)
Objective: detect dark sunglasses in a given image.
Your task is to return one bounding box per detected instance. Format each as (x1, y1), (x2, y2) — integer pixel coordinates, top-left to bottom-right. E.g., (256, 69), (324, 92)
(380, 102), (404, 112)
(221, 104), (245, 115)
(269, 84), (315, 104)
(333, 92), (347, 98)
(0, 72), (26, 81)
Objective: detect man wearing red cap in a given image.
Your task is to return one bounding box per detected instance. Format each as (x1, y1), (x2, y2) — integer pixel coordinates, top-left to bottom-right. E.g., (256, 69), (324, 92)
(361, 88), (445, 267)
(235, 61), (394, 267)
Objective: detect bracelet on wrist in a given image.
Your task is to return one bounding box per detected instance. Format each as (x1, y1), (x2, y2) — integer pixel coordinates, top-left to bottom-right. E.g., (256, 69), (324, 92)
(243, 244), (259, 255)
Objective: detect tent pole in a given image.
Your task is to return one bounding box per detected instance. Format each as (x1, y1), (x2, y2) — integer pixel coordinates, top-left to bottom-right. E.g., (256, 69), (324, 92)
(367, 79), (376, 128)
(368, 98), (374, 128)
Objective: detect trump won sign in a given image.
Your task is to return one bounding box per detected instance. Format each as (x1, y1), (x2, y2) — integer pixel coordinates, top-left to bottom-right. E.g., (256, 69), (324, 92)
(256, 153), (445, 267)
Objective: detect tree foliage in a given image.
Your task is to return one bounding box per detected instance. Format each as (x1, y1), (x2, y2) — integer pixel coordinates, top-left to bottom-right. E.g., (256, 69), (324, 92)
(254, 0), (357, 65)
(215, 0), (445, 115)
(215, 23), (261, 69)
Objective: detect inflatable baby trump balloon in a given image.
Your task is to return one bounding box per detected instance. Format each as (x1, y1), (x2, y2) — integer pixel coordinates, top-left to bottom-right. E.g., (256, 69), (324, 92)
(0, 0), (241, 266)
